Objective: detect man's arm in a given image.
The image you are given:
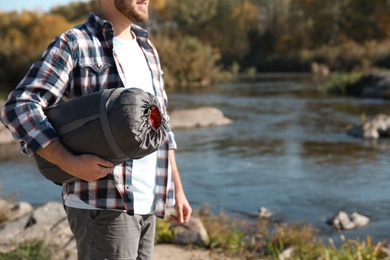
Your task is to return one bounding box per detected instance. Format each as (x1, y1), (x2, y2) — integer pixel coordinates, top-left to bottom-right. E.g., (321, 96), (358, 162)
(1, 34), (74, 156)
(168, 149), (192, 224)
(36, 141), (114, 182)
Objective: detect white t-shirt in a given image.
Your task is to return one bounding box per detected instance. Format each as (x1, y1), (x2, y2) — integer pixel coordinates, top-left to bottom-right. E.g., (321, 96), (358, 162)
(113, 35), (158, 215)
(64, 34), (158, 215)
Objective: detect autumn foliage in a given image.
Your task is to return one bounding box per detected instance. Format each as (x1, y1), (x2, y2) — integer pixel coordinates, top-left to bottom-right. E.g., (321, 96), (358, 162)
(1, 0), (390, 92)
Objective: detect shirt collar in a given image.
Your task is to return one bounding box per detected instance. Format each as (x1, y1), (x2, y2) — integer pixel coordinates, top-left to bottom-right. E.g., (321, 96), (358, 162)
(87, 12), (149, 40)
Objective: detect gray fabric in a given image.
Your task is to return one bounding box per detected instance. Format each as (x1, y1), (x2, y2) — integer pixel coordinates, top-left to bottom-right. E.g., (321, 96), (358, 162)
(65, 206), (156, 260)
(33, 88), (167, 184)
(57, 114), (100, 136)
(99, 88), (129, 161)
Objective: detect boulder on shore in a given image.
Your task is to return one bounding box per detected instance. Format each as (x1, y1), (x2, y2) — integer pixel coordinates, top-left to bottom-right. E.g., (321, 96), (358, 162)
(171, 217), (210, 246)
(0, 200), (76, 259)
(0, 199), (210, 259)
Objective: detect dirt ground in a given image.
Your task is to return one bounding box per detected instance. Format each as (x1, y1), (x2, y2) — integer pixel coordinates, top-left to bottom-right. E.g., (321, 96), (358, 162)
(153, 244), (239, 260)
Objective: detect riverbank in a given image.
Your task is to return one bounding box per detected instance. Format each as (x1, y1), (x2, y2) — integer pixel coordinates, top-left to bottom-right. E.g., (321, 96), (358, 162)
(0, 199), (239, 260)
(154, 244), (236, 260)
(1, 198), (390, 259)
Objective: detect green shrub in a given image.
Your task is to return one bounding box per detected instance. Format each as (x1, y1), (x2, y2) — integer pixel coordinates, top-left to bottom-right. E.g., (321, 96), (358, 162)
(265, 223), (324, 259)
(155, 217), (173, 244)
(200, 211), (247, 255)
(0, 240), (52, 260)
(324, 72), (363, 95)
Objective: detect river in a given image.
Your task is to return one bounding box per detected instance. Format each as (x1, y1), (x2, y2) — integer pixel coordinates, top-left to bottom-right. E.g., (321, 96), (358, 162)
(1, 74), (390, 243)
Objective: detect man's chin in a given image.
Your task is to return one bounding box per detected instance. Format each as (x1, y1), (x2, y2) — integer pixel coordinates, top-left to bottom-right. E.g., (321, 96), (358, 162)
(128, 10), (148, 23)
(134, 15), (149, 23)
(137, 9), (149, 20)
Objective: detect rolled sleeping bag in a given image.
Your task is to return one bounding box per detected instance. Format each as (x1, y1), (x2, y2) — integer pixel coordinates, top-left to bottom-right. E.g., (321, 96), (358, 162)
(34, 87), (167, 184)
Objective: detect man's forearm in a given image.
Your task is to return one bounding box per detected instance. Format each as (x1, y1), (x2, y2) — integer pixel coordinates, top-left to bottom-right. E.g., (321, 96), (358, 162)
(168, 149), (192, 223)
(168, 149), (184, 192)
(36, 141), (114, 182)
(36, 141), (74, 170)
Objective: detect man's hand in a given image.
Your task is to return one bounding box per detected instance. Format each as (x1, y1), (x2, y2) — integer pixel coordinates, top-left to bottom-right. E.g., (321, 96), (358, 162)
(36, 141), (114, 182)
(170, 189), (192, 224)
(62, 153), (115, 181)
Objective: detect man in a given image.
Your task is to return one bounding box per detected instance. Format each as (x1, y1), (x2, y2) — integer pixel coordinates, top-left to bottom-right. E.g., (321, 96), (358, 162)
(1, 0), (192, 259)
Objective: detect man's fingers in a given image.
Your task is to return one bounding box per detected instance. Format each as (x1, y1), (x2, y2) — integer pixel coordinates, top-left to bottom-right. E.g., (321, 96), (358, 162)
(170, 206), (184, 224)
(176, 210), (184, 223)
(97, 158), (115, 168)
(170, 208), (191, 224)
(170, 214), (184, 224)
(183, 209), (192, 223)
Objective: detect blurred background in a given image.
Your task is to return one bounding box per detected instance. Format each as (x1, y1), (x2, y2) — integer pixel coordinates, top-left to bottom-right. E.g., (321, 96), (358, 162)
(1, 0), (390, 246)
(2, 0), (390, 94)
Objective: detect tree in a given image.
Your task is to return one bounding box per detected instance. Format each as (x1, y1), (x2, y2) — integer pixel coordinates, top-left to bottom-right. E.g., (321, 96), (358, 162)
(0, 11), (72, 92)
(153, 34), (222, 88)
(50, 0), (99, 23)
(170, 0), (218, 35)
(340, 0), (390, 43)
(200, 0), (261, 65)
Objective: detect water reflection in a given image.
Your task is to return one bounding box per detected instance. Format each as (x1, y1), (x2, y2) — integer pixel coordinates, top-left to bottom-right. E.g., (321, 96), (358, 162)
(301, 140), (386, 165)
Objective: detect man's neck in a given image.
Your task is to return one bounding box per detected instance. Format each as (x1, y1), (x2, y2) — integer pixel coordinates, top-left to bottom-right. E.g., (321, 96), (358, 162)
(113, 20), (133, 40)
(99, 6), (133, 40)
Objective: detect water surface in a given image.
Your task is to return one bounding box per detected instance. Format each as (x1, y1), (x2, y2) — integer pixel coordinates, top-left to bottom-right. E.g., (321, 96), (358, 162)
(1, 75), (389, 242)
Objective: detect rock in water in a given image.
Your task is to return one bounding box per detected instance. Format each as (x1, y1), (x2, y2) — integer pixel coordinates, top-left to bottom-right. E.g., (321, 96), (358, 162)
(169, 107), (232, 129)
(350, 212), (370, 228)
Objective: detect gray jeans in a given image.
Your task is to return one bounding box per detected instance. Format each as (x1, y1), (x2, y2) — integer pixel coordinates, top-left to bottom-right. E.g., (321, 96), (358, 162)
(65, 206), (156, 260)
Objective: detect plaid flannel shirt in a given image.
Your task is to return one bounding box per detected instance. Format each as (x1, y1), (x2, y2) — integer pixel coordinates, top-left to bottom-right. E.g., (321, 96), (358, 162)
(1, 13), (176, 217)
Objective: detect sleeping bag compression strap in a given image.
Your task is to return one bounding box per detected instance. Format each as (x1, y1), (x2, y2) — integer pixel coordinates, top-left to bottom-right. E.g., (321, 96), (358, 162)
(100, 89), (132, 162)
(56, 114), (100, 136)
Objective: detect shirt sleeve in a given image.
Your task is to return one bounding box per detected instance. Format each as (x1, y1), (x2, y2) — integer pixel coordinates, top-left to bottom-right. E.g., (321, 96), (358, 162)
(161, 85), (177, 150)
(166, 113), (177, 150)
(1, 34), (74, 156)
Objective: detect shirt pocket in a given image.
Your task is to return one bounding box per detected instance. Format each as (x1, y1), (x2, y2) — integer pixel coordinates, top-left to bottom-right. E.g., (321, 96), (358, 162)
(79, 59), (109, 73)
(76, 60), (111, 94)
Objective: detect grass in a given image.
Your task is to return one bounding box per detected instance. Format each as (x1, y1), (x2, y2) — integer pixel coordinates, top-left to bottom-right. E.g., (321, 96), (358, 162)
(325, 235), (387, 260)
(202, 211), (247, 255)
(0, 192), (388, 259)
(0, 240), (52, 260)
(156, 206), (389, 259)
